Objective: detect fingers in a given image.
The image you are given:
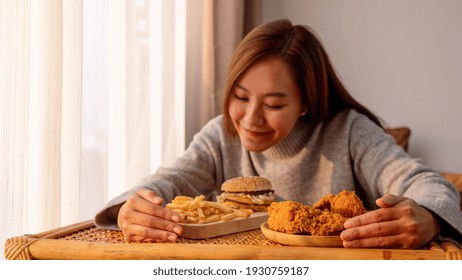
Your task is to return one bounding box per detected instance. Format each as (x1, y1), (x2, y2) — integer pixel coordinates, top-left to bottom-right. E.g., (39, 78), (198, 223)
(344, 194), (407, 229)
(341, 209), (403, 247)
(124, 224), (181, 243)
(125, 190), (180, 223)
(344, 207), (399, 229)
(341, 218), (403, 248)
(375, 194), (407, 208)
(137, 188), (164, 206)
(120, 206), (182, 233)
(342, 234), (403, 248)
(117, 189), (183, 242)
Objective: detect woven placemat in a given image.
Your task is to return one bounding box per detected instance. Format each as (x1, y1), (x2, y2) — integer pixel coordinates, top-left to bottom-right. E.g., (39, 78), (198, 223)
(59, 226), (281, 246)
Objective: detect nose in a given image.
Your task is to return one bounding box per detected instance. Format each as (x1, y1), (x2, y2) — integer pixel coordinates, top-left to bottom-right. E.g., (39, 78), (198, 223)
(243, 102), (264, 128)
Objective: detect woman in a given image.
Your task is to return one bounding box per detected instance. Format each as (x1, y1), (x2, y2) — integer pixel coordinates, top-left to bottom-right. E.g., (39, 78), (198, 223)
(95, 19), (461, 248)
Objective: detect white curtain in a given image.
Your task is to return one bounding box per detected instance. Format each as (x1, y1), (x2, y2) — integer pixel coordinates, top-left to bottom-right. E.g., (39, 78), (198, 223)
(186, 0), (261, 144)
(0, 0), (259, 259)
(0, 0), (199, 259)
(1, 0), (31, 260)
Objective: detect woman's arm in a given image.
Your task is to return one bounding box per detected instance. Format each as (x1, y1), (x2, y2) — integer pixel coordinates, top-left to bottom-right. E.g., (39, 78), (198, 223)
(346, 112), (461, 247)
(94, 117), (228, 231)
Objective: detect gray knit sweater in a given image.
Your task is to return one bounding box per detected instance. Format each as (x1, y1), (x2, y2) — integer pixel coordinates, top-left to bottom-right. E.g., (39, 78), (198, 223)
(95, 110), (462, 242)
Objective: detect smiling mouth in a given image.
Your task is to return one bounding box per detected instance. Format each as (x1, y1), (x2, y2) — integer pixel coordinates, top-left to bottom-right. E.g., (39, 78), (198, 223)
(242, 127), (272, 137)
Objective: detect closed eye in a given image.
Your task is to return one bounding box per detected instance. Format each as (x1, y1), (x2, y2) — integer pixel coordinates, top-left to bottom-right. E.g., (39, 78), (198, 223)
(233, 92), (248, 101)
(265, 104), (285, 110)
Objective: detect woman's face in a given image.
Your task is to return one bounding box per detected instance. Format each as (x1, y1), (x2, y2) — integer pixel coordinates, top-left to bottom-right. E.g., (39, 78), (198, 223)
(229, 57), (304, 152)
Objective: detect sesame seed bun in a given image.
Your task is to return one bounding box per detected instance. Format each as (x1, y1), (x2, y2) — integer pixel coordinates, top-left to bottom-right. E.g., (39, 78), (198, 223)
(221, 176), (272, 193)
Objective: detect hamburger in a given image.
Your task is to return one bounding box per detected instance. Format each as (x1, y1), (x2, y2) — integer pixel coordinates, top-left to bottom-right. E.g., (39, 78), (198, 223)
(217, 176), (276, 211)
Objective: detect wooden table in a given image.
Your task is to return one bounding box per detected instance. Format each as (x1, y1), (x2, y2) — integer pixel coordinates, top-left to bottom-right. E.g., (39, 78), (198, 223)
(4, 220), (462, 260)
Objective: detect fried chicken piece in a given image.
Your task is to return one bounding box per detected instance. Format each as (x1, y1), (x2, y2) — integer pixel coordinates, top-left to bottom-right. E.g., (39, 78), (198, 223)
(308, 211), (347, 236)
(267, 191), (366, 236)
(313, 190), (366, 218)
(267, 201), (347, 236)
(311, 194), (334, 211)
(267, 201), (318, 234)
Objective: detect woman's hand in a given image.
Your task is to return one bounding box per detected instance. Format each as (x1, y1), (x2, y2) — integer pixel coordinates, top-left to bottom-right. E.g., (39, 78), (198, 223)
(340, 194), (440, 249)
(117, 189), (183, 242)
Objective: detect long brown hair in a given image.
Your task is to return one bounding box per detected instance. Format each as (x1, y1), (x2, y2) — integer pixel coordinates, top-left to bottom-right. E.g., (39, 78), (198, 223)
(223, 19), (382, 135)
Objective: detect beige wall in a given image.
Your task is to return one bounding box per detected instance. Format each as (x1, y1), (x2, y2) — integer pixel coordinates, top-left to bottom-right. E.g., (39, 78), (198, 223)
(262, 0), (462, 173)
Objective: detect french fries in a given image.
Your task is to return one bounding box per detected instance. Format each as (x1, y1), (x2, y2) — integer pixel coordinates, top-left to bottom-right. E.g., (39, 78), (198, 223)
(166, 195), (253, 224)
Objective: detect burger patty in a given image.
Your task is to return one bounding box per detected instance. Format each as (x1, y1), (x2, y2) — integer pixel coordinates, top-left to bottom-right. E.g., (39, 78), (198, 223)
(221, 189), (275, 195)
(222, 199), (270, 212)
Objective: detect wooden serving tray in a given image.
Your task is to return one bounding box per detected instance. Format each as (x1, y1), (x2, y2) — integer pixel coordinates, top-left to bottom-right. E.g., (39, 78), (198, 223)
(4, 219), (462, 260)
(181, 212), (268, 239)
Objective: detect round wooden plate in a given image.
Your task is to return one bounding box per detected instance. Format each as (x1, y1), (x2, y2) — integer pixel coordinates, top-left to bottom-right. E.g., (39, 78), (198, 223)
(260, 222), (344, 247)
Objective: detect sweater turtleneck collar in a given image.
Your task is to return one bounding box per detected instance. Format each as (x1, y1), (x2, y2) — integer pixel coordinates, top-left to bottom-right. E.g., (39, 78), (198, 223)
(254, 118), (316, 159)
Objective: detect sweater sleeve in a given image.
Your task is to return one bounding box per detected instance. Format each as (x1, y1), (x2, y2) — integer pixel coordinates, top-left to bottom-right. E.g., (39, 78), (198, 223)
(347, 111), (462, 242)
(94, 116), (226, 229)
